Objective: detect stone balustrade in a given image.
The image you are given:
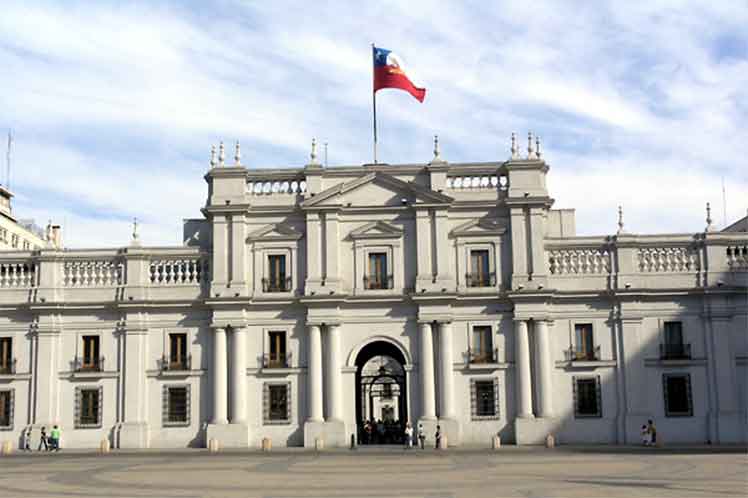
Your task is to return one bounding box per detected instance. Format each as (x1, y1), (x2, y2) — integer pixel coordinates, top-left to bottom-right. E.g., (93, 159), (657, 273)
(548, 247), (612, 275)
(637, 246), (699, 273)
(726, 244), (748, 269)
(149, 257), (208, 285)
(0, 261), (36, 288)
(247, 179), (307, 195)
(63, 258), (124, 287)
(445, 175), (506, 190)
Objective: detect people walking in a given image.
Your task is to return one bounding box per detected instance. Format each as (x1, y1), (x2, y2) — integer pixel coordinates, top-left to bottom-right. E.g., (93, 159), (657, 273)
(418, 423), (425, 449)
(50, 425), (61, 451)
(435, 425), (442, 449)
(404, 422), (413, 449)
(647, 419), (657, 446)
(641, 424), (651, 446)
(23, 428), (32, 451)
(37, 427), (48, 451)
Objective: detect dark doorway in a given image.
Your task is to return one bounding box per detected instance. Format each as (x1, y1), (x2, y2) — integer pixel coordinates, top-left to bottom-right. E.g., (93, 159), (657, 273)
(355, 341), (408, 445)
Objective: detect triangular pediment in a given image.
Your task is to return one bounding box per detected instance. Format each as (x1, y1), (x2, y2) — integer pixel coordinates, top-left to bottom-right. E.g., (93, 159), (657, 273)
(247, 223), (303, 242)
(349, 220), (404, 240)
(450, 218), (506, 238)
(301, 171), (453, 209)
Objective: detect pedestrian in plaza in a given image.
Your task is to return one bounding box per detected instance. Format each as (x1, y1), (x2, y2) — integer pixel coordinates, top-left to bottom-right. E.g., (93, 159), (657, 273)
(50, 425), (61, 451)
(23, 427), (32, 451)
(364, 420), (372, 445)
(435, 425), (442, 449)
(418, 423), (425, 449)
(404, 421), (413, 449)
(641, 424), (651, 446)
(37, 426), (48, 451)
(647, 419), (657, 446)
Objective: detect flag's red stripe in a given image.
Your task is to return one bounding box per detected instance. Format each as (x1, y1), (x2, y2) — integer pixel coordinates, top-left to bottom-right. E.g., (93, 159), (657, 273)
(373, 65), (426, 103)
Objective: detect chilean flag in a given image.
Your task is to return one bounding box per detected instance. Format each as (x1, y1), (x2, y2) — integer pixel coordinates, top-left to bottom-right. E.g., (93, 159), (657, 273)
(373, 45), (426, 103)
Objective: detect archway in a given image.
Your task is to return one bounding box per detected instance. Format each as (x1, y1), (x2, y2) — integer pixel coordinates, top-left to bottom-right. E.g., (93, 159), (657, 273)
(354, 340), (408, 445)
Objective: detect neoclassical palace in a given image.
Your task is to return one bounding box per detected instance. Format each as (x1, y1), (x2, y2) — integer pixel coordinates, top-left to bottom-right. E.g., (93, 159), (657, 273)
(0, 136), (746, 449)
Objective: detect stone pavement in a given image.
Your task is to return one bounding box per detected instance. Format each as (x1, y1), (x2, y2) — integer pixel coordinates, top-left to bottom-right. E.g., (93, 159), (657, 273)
(0, 445), (745, 498)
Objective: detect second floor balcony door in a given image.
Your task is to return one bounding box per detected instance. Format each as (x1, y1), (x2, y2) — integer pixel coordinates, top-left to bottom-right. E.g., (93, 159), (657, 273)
(268, 255), (287, 292)
(367, 253), (387, 290)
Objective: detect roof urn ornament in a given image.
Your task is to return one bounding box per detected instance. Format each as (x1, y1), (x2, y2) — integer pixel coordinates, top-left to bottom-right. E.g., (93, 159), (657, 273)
(310, 138), (319, 165)
(617, 205), (625, 234)
(218, 141), (225, 167)
(705, 202), (715, 232)
(536, 135), (542, 159)
(131, 217), (141, 246)
(234, 141), (241, 166)
(510, 132), (519, 159)
(527, 131), (537, 159)
(209, 145), (217, 168)
(432, 134), (443, 162)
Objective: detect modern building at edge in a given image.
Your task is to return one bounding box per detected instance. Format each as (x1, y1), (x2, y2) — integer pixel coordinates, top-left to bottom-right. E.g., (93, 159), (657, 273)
(0, 138), (746, 449)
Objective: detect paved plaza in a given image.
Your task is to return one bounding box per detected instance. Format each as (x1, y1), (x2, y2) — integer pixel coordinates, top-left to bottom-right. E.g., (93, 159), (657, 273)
(0, 446), (746, 498)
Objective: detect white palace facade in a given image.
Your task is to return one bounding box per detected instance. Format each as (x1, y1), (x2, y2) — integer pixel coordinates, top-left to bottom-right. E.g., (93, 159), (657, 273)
(0, 136), (746, 449)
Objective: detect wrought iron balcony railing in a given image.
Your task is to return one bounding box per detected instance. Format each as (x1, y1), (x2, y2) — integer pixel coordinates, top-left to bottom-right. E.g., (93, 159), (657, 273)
(160, 354), (192, 371)
(659, 343), (691, 360)
(262, 352), (292, 369)
(465, 272), (496, 288)
(262, 276), (292, 292)
(466, 347), (498, 364)
(74, 356), (105, 372)
(0, 358), (17, 375)
(363, 275), (394, 290)
(564, 345), (601, 362)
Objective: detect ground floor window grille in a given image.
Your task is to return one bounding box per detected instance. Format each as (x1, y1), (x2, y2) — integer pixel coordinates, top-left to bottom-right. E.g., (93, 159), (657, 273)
(470, 378), (499, 420)
(573, 376), (602, 418)
(163, 385), (190, 426)
(663, 373), (693, 417)
(263, 382), (291, 424)
(0, 389), (14, 430)
(75, 386), (103, 428)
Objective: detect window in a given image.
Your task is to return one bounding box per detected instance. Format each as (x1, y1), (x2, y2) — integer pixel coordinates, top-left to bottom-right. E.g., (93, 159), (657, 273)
(382, 382), (393, 399)
(264, 382), (291, 424)
(365, 252), (389, 289)
(661, 322), (689, 359)
(470, 378), (499, 420)
(168, 333), (189, 370)
(470, 326), (494, 363)
(0, 389), (13, 429)
(0, 337), (12, 374)
(468, 249), (492, 287)
(265, 254), (289, 292)
(574, 324), (595, 361)
(23, 240), (30, 251)
(663, 374), (693, 417)
(11, 234), (18, 248)
(573, 376), (602, 418)
(163, 385), (190, 426)
(267, 331), (287, 368)
(79, 335), (101, 371)
(75, 386), (102, 428)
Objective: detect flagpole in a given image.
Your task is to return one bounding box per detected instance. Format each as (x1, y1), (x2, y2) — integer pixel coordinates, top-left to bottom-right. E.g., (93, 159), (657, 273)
(372, 43), (378, 164)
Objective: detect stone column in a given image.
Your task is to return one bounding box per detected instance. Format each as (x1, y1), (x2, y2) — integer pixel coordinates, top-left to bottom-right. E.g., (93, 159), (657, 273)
(326, 324), (343, 421)
(419, 322), (436, 420)
(307, 325), (324, 422)
(515, 320), (534, 418)
(438, 322), (455, 419)
(212, 328), (228, 424)
(534, 320), (554, 417)
(230, 327), (247, 424)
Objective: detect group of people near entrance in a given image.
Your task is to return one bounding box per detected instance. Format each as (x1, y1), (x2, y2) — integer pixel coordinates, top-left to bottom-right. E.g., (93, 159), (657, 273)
(21, 425), (62, 452)
(641, 419), (658, 446)
(361, 420), (446, 449)
(403, 422), (444, 449)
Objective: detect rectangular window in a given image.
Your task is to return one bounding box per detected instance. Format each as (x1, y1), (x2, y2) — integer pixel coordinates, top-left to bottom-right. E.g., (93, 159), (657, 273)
(267, 254), (288, 292)
(470, 326), (493, 363)
(471, 379), (499, 420)
(268, 331), (287, 368)
(663, 374), (693, 417)
(81, 335), (101, 371)
(469, 249), (491, 287)
(169, 333), (188, 370)
(662, 322), (689, 359)
(573, 377), (602, 418)
(0, 390), (13, 429)
(78, 388), (101, 427)
(574, 324), (595, 360)
(268, 384), (288, 421)
(382, 382), (393, 399)
(0, 337), (12, 374)
(166, 387), (188, 424)
(366, 252), (388, 289)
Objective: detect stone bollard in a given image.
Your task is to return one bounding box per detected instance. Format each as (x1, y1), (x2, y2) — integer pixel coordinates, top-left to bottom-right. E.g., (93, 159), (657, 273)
(492, 435), (501, 449)
(545, 434), (555, 448)
(1, 441), (12, 455)
(314, 437), (324, 451)
(439, 435), (448, 450)
(99, 439), (111, 454)
(208, 438), (220, 453)
(262, 437), (272, 452)
(350, 434), (357, 450)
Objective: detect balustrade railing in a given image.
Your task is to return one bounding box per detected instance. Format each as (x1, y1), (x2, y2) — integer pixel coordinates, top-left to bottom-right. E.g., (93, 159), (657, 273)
(548, 248), (611, 275)
(564, 345), (601, 362)
(659, 343), (691, 360)
(64, 260), (124, 287)
(262, 276), (292, 292)
(466, 347), (498, 364)
(262, 352), (292, 369)
(726, 245), (748, 269)
(0, 262), (36, 287)
(73, 356), (105, 372)
(160, 354), (192, 371)
(465, 273), (496, 287)
(150, 258), (208, 285)
(0, 358), (17, 375)
(364, 275), (394, 290)
(638, 247), (699, 273)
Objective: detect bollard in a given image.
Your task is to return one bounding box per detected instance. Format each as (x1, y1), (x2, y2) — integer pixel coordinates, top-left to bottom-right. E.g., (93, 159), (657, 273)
(492, 435), (501, 449)
(350, 434), (357, 450)
(439, 435), (448, 450)
(99, 439), (110, 454)
(1, 441), (12, 455)
(262, 437), (272, 452)
(314, 437), (324, 451)
(545, 434), (555, 448)
(208, 438), (220, 453)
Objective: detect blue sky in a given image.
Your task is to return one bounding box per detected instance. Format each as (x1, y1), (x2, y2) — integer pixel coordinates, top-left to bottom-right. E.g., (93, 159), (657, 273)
(1, 0), (746, 247)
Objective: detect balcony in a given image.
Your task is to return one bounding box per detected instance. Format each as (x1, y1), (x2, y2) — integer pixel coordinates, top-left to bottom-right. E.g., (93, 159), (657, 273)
(0, 358), (17, 375)
(660, 343), (691, 360)
(262, 352), (292, 369)
(564, 345), (601, 362)
(363, 275), (393, 290)
(160, 354), (192, 371)
(74, 356), (105, 373)
(465, 273), (496, 288)
(262, 276), (292, 293)
(466, 347), (498, 364)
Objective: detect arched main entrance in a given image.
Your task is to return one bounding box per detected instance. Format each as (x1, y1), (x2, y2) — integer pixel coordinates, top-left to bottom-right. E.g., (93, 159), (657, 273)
(354, 340), (408, 445)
